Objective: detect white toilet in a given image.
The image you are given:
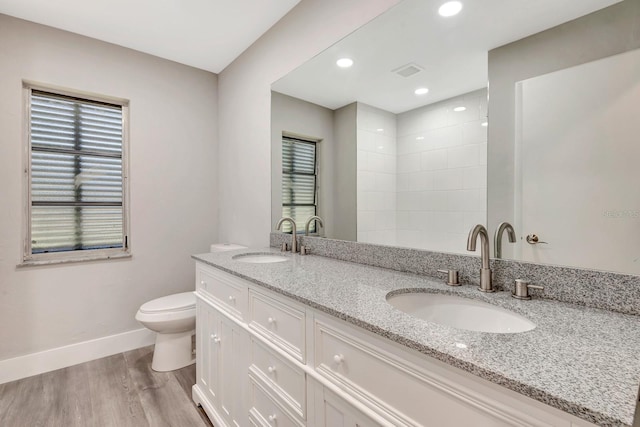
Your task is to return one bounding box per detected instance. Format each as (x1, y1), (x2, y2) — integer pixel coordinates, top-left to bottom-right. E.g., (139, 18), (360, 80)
(135, 292), (196, 372)
(136, 243), (247, 372)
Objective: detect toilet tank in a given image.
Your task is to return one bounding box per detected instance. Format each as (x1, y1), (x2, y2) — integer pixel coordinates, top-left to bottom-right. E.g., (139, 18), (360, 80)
(209, 243), (247, 252)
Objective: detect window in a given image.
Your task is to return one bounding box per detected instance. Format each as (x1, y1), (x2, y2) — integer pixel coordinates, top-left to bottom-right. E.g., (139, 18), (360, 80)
(23, 83), (129, 263)
(281, 136), (317, 233)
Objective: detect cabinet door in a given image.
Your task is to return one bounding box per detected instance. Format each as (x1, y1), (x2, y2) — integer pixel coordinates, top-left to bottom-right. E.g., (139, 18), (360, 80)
(219, 314), (249, 427)
(196, 300), (220, 405)
(196, 297), (250, 427)
(207, 303), (221, 405)
(196, 301), (209, 391)
(315, 385), (381, 427)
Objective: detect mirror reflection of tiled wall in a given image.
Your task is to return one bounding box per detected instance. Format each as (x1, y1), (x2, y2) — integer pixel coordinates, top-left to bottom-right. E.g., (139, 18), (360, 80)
(357, 89), (487, 253)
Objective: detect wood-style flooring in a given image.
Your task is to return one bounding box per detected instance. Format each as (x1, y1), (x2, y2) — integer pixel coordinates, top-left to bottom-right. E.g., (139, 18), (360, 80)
(0, 346), (213, 427)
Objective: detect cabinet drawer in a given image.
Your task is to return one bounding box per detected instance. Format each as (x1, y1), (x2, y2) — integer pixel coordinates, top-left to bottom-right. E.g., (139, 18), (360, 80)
(249, 290), (305, 362)
(197, 265), (246, 319)
(317, 385), (382, 427)
(250, 337), (306, 419)
(314, 320), (521, 427)
(249, 377), (304, 427)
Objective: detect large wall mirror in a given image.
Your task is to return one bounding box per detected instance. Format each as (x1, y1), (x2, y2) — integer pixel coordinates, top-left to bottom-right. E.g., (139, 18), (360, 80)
(271, 0), (640, 275)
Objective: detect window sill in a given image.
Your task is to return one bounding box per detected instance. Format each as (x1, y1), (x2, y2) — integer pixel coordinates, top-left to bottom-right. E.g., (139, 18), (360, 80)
(18, 251), (132, 268)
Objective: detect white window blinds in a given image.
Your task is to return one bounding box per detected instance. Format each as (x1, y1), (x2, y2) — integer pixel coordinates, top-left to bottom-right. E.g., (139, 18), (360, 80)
(282, 136), (317, 233)
(28, 89), (126, 256)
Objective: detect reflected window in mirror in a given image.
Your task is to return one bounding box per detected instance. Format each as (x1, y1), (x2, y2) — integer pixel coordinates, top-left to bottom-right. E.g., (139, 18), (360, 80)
(282, 135), (318, 233)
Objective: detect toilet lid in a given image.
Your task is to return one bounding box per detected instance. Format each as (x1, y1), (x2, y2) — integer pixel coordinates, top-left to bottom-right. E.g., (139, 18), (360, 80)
(139, 292), (195, 314)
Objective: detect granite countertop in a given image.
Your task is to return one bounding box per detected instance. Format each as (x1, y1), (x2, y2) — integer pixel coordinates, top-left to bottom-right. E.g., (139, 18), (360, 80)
(193, 248), (640, 427)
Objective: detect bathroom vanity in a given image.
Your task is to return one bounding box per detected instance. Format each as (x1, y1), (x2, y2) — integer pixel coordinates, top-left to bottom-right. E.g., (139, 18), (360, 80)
(191, 248), (640, 427)
(204, 2), (640, 425)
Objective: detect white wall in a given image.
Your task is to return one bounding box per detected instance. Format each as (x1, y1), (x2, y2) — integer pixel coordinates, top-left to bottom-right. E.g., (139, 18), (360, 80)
(396, 89), (487, 253)
(516, 49), (640, 274)
(487, 0), (640, 251)
(217, 0), (402, 248)
(356, 103), (397, 246)
(0, 15), (218, 362)
(332, 103), (358, 241)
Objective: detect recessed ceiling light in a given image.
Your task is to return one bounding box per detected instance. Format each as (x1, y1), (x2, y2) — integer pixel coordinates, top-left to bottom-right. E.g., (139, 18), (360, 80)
(377, 145), (384, 149)
(481, 121), (488, 127)
(336, 58), (354, 68)
(453, 106), (466, 112)
(414, 87), (429, 95)
(376, 128), (384, 132)
(439, 1), (463, 17)
(416, 136), (425, 140)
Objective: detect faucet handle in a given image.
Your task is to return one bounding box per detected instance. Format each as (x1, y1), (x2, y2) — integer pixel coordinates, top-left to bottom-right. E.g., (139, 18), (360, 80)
(437, 269), (460, 286)
(512, 279), (544, 300)
(281, 242), (288, 252)
(526, 234), (548, 244)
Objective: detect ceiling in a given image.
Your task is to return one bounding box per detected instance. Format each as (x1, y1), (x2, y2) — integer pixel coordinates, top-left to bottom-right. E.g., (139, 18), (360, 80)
(271, 0), (621, 114)
(0, 0), (301, 73)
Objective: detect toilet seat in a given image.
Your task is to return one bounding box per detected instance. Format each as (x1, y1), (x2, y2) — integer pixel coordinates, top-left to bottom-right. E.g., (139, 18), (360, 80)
(139, 291), (195, 314)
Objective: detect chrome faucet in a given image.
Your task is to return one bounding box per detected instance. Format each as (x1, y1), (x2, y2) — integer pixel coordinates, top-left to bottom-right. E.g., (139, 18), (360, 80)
(494, 222), (516, 259)
(305, 215), (324, 236)
(276, 217), (298, 253)
(467, 224), (494, 292)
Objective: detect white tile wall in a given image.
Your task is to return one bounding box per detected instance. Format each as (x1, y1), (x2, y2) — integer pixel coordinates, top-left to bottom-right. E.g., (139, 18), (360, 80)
(357, 103), (397, 246)
(356, 90), (487, 253)
(395, 89), (488, 254)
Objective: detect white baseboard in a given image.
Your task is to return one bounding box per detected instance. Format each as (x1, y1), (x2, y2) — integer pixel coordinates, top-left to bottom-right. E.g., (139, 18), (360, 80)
(0, 328), (156, 385)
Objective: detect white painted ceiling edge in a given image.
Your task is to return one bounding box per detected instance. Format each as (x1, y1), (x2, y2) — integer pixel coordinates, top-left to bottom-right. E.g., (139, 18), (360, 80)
(0, 0), (301, 73)
(271, 0), (622, 114)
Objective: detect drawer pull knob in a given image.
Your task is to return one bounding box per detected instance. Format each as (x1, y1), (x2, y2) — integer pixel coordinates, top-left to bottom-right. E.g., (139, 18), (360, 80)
(333, 354), (344, 364)
(267, 317), (276, 324)
(267, 366), (276, 373)
(268, 414), (277, 422)
(228, 296), (235, 302)
(211, 334), (221, 344)
(200, 280), (205, 286)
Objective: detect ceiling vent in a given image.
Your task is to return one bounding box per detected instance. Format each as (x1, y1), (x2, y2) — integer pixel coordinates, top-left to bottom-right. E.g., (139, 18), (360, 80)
(393, 63), (424, 78)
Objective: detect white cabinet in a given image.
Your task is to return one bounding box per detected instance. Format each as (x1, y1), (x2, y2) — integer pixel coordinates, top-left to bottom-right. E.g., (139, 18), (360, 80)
(197, 263), (247, 320)
(249, 337), (306, 419)
(311, 380), (381, 427)
(194, 289), (249, 427)
(249, 376), (304, 427)
(193, 261), (596, 427)
(195, 262), (249, 426)
(196, 300), (220, 402)
(248, 289), (306, 363)
(313, 315), (577, 427)
(219, 314), (247, 427)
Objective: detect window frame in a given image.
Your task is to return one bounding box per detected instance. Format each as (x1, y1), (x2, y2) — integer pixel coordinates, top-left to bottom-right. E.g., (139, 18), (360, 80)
(281, 134), (319, 234)
(21, 81), (131, 266)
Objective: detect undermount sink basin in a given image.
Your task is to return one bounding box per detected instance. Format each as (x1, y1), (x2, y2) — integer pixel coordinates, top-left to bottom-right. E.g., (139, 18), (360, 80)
(232, 253), (289, 264)
(386, 292), (536, 334)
